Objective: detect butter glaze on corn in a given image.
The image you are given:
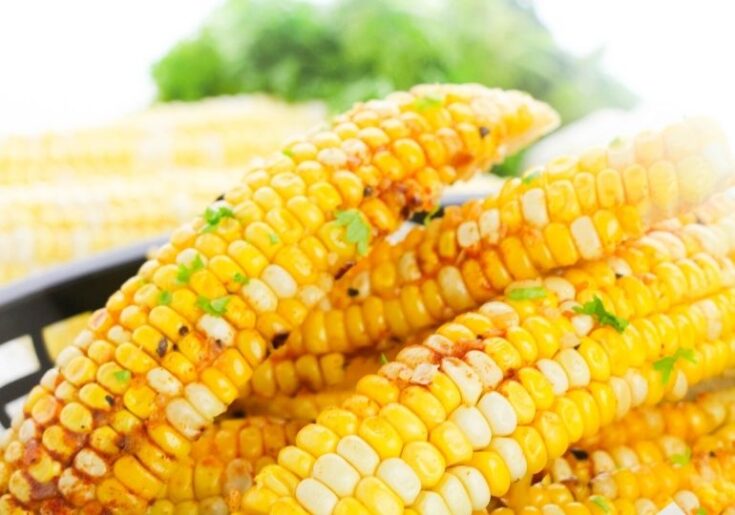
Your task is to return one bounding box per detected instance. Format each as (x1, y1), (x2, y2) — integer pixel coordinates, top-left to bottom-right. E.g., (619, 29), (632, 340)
(286, 120), (735, 359)
(246, 225), (735, 514)
(0, 85), (558, 512)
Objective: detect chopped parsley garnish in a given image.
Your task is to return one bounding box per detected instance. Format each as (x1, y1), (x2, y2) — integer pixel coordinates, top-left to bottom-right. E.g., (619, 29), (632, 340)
(158, 290), (172, 306)
(269, 233), (280, 245)
(380, 353), (389, 365)
(590, 496), (610, 513)
(573, 296), (628, 333)
(653, 348), (696, 384)
(507, 286), (547, 301)
(423, 205), (442, 227)
(283, 148), (294, 158)
(113, 370), (131, 383)
(334, 209), (371, 255)
(696, 508), (707, 515)
(414, 95), (443, 111)
(670, 447), (692, 466)
(176, 254), (205, 284)
(197, 295), (230, 317)
(233, 272), (250, 285)
(202, 205), (234, 233)
(521, 169), (541, 185)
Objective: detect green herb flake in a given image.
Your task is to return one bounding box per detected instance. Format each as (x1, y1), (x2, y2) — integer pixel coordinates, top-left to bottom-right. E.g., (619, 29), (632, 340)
(653, 348), (697, 384)
(176, 254), (205, 284)
(696, 508), (707, 515)
(283, 148), (294, 158)
(158, 290), (172, 306)
(521, 169), (541, 185)
(414, 95), (443, 111)
(609, 136), (624, 147)
(670, 447), (692, 466)
(334, 209), (371, 255)
(507, 286), (548, 301)
(573, 296), (628, 333)
(590, 496), (611, 513)
(197, 295), (230, 317)
(423, 205), (442, 227)
(380, 353), (389, 365)
(113, 370), (131, 383)
(202, 205), (234, 233)
(269, 233), (280, 245)
(233, 272), (250, 285)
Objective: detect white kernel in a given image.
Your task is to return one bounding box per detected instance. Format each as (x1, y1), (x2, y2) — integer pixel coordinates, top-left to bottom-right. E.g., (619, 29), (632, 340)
(441, 357), (482, 406)
(196, 314), (234, 346)
(477, 392), (517, 436)
(571, 216), (603, 260)
(337, 435), (379, 476)
(295, 478), (338, 515)
(185, 383), (226, 420)
(537, 359), (569, 395)
(376, 457), (421, 504)
(478, 209), (500, 244)
(448, 466), (491, 510)
(261, 264), (298, 298)
(312, 453), (360, 498)
(450, 406), (491, 450)
(457, 221), (481, 248)
(147, 367), (182, 396)
(241, 278), (278, 313)
(521, 188), (550, 227)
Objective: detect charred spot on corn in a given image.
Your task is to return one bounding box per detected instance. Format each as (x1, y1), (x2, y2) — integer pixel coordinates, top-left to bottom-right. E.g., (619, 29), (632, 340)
(479, 126), (490, 138)
(347, 287), (359, 298)
(335, 209), (371, 255)
(653, 348), (696, 384)
(158, 290), (172, 306)
(202, 204), (235, 233)
(196, 295), (230, 317)
(176, 254), (205, 284)
(573, 296), (628, 333)
(156, 338), (169, 358)
(507, 286), (547, 301)
(272, 333), (290, 350)
(104, 395), (115, 406)
(335, 262), (355, 280)
(570, 448), (588, 460)
(363, 185), (374, 197)
(178, 326), (189, 337)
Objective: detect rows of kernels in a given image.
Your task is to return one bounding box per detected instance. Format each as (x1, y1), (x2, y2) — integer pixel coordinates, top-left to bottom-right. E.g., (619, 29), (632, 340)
(310, 191), (735, 362)
(250, 252), (735, 513)
(0, 85), (558, 512)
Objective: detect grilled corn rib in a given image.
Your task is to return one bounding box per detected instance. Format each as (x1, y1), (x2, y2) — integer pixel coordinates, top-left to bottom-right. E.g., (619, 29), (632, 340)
(268, 120), (735, 362)
(247, 199), (735, 400)
(244, 223), (735, 513)
(243, 211), (735, 415)
(0, 85), (558, 513)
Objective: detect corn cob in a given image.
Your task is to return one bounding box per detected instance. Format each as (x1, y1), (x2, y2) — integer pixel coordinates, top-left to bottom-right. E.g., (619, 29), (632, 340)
(0, 170), (235, 284)
(0, 95), (326, 183)
(147, 416), (305, 515)
(267, 120), (735, 362)
(244, 234), (735, 515)
(248, 197), (735, 401)
(0, 85), (557, 513)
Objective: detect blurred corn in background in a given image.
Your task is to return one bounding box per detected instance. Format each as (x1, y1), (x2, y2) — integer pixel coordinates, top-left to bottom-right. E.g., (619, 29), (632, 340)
(0, 96), (325, 284)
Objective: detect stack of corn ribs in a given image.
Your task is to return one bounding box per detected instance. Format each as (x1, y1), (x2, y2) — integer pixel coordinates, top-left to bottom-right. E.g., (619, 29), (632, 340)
(3, 83), (735, 514)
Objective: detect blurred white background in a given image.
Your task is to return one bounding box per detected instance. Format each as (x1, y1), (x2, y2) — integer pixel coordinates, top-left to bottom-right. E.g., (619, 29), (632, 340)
(0, 0), (733, 136)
